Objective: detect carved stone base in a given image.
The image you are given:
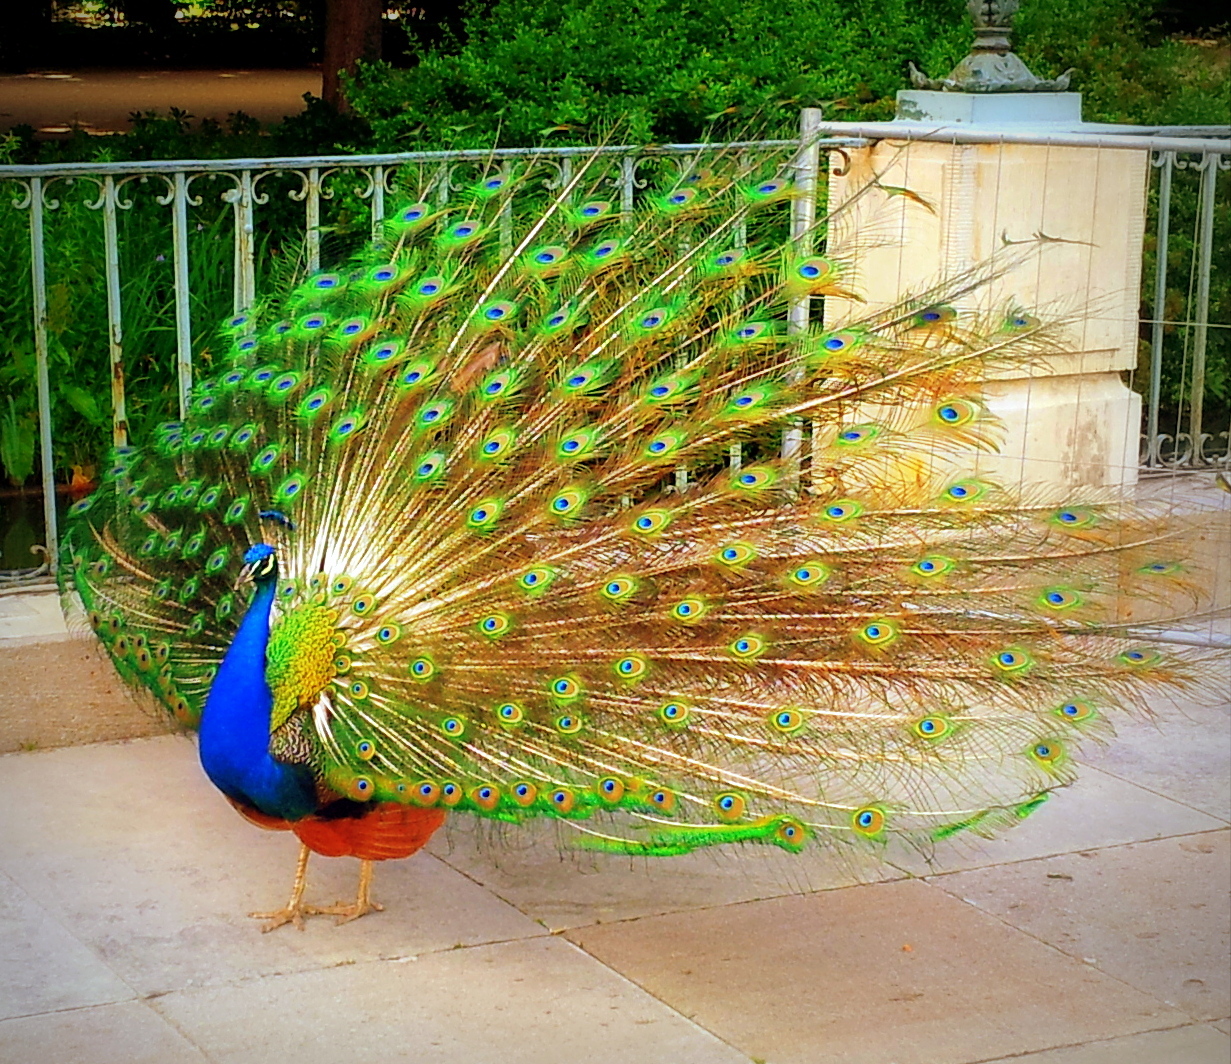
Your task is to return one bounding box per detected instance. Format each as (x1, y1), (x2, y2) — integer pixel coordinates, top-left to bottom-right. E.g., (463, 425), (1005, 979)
(896, 89), (1083, 125)
(826, 132), (1147, 500)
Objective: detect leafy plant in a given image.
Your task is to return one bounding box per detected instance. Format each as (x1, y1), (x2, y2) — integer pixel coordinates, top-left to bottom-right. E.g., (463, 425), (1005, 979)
(0, 395), (35, 487)
(0, 0), (1226, 487)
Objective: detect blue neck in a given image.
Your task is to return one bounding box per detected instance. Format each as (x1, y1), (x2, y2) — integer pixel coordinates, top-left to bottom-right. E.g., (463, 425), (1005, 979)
(198, 579), (317, 821)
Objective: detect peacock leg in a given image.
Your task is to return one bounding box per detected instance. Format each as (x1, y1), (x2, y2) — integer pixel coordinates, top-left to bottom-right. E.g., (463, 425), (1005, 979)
(248, 842), (313, 932)
(303, 859), (384, 925)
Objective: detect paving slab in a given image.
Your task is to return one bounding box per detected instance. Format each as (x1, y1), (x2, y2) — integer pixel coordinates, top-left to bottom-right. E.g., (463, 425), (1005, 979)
(1082, 697), (1231, 823)
(0, 1001), (209, 1064)
(0, 590), (68, 643)
(979, 1023), (1231, 1064)
(0, 870), (134, 1020)
(430, 814), (899, 932)
(0, 737), (545, 995)
(931, 831), (1231, 1022)
(888, 763), (1224, 877)
(566, 878), (1186, 1064)
(153, 935), (751, 1064)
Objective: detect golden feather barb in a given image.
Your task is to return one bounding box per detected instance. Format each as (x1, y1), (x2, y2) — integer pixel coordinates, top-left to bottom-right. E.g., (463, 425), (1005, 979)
(63, 142), (1221, 857)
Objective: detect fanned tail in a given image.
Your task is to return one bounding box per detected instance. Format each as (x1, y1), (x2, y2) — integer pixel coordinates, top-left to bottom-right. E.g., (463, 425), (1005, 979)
(64, 139), (1222, 859)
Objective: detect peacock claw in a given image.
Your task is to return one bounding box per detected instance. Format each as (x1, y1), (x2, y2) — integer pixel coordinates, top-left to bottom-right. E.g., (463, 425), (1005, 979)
(249, 842), (313, 932)
(248, 905), (310, 933)
(303, 898), (384, 926)
(302, 859), (382, 925)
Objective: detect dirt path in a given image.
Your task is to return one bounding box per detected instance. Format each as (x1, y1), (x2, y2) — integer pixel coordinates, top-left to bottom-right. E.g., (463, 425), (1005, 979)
(0, 68), (319, 133)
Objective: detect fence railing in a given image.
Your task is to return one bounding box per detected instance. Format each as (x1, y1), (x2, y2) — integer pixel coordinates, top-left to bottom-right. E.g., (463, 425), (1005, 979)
(1, 117), (1228, 583)
(801, 119), (1231, 473)
(0, 132), (857, 578)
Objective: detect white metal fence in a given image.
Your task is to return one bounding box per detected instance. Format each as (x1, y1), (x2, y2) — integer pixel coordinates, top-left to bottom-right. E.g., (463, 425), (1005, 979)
(0, 117), (1227, 582)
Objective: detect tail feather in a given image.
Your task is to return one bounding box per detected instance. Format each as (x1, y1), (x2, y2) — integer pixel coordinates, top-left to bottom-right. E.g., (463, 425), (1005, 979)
(64, 141), (1220, 859)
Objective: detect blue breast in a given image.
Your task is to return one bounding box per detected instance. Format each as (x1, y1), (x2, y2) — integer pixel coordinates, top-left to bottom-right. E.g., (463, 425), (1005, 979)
(198, 577), (318, 821)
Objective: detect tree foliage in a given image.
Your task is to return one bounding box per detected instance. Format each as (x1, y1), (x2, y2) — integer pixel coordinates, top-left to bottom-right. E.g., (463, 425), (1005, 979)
(342, 0), (1227, 152)
(344, 0), (973, 148)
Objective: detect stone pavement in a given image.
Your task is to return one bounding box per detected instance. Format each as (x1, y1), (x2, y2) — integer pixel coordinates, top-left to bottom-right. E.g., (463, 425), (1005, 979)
(0, 611), (1228, 1062)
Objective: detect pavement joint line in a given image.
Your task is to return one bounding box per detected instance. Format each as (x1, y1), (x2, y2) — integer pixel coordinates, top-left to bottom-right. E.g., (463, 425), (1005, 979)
(499, 865), (917, 934)
(553, 934), (762, 1064)
(420, 848), (549, 928)
(130, 934), (760, 1064)
(957, 1019), (1223, 1064)
(918, 862), (1219, 1025)
(425, 836), (915, 932)
(1081, 760), (1231, 826)
(907, 824), (1230, 879)
(0, 999), (141, 1025)
(0, 865), (148, 1020)
(134, 995), (219, 1064)
(124, 930), (572, 1002)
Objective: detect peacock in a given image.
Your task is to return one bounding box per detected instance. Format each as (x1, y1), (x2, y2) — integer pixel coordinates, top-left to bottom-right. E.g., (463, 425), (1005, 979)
(62, 139), (1218, 932)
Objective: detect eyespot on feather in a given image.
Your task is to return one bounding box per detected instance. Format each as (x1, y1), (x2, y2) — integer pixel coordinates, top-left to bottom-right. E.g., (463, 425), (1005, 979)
(600, 575), (638, 602)
(713, 792), (747, 821)
(629, 508), (671, 535)
(715, 542), (757, 567)
(517, 566), (558, 594)
(470, 785), (501, 812)
(912, 715), (951, 740)
(613, 654), (650, 681)
(1054, 699), (1096, 723)
(549, 675), (583, 701)
(852, 806), (886, 837)
(934, 398), (978, 426)
(669, 598), (709, 624)
(1027, 739), (1067, 768)
(768, 708), (807, 734)
(597, 777), (626, 804)
(1038, 586), (1083, 610)
(494, 702), (525, 726)
(510, 782), (538, 807)
(658, 702), (691, 728)
(787, 561), (829, 588)
(991, 647), (1034, 675)
(819, 498), (863, 523)
(910, 555), (955, 578)
(729, 633), (767, 660)
(774, 818), (807, 852)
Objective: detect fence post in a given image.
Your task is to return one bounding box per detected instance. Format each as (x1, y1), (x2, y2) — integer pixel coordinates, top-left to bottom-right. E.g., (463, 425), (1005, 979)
(305, 167), (322, 273)
(101, 175), (128, 448)
(232, 170), (257, 315)
(1146, 151), (1173, 468)
(1188, 153), (1218, 462)
(171, 171), (193, 419)
(783, 107), (823, 483)
(29, 177), (57, 570)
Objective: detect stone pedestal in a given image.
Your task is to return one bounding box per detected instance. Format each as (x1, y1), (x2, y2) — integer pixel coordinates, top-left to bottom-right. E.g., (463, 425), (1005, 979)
(896, 89), (1083, 125)
(825, 96), (1146, 497)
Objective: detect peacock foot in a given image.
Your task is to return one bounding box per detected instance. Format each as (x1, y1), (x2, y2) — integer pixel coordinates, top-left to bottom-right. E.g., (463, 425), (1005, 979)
(248, 901), (314, 933)
(303, 858), (382, 925)
(302, 897), (384, 926)
(249, 842), (314, 932)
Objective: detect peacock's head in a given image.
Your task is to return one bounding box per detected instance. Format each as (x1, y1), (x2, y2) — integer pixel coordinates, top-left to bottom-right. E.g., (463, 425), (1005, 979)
(239, 543), (278, 585)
